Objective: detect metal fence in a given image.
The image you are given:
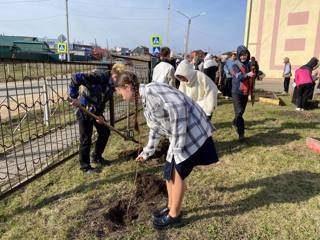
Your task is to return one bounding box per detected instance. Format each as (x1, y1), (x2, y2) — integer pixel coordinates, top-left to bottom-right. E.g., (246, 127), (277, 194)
(0, 57), (151, 199)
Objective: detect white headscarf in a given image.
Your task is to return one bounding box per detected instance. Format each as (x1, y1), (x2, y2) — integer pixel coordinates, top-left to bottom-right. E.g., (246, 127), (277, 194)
(203, 53), (218, 69)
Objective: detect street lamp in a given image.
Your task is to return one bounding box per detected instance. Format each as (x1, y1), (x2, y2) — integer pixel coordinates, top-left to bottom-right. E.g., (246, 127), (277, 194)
(176, 10), (206, 55)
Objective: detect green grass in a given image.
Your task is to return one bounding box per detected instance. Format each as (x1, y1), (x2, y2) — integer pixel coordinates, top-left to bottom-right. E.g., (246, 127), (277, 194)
(0, 63), (95, 82)
(1, 95), (320, 240)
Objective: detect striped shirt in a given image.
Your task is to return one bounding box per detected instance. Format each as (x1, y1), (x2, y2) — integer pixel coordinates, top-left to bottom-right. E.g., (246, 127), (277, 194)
(138, 82), (214, 164)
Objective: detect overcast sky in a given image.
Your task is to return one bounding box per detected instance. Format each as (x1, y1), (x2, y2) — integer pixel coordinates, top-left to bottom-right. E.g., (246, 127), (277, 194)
(0, 0), (247, 54)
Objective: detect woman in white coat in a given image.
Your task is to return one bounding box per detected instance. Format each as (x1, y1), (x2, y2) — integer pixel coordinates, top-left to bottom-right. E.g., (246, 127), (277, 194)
(175, 60), (218, 120)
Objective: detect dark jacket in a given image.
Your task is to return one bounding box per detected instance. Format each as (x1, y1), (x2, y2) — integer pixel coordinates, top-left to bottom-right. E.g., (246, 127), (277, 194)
(68, 70), (113, 115)
(301, 57), (319, 71)
(231, 45), (251, 95)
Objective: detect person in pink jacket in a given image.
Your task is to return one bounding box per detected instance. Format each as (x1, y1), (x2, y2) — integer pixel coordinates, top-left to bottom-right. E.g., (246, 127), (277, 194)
(295, 57), (319, 111)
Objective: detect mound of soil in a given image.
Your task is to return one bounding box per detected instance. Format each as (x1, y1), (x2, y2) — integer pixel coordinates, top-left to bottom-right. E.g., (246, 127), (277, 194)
(117, 138), (169, 162)
(104, 173), (166, 232)
(117, 149), (140, 161)
(73, 173), (167, 237)
(135, 173), (166, 201)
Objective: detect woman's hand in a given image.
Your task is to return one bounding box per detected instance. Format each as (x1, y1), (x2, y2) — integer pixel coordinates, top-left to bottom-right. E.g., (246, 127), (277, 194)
(136, 155), (145, 162)
(96, 115), (105, 124)
(70, 98), (80, 107)
(247, 71), (255, 77)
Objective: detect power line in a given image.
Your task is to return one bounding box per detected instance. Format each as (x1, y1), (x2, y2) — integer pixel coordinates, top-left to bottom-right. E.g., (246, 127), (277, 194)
(70, 13), (166, 21)
(0, 0), (52, 4)
(73, 0), (166, 10)
(0, 15), (62, 22)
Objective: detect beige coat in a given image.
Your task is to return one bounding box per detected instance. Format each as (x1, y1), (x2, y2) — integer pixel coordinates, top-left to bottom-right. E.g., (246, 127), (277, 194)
(175, 60), (218, 116)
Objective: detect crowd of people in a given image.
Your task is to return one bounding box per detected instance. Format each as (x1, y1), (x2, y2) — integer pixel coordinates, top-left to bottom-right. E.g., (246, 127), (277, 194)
(68, 45), (319, 229)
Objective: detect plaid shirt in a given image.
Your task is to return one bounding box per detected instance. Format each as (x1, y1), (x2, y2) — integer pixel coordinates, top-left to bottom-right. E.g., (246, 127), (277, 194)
(139, 83), (214, 164)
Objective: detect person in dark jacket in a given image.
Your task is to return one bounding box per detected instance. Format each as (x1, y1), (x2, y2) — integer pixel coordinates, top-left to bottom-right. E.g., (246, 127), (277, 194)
(69, 68), (113, 174)
(231, 45), (255, 141)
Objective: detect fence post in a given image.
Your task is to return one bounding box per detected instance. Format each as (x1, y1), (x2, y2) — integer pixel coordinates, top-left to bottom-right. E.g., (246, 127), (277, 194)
(148, 60), (152, 83)
(42, 79), (50, 126)
(126, 101), (130, 131)
(6, 64), (10, 75)
(109, 93), (115, 127)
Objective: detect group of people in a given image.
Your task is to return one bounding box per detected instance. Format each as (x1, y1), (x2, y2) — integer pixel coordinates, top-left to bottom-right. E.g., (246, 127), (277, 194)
(282, 57), (320, 111)
(67, 44), (318, 230)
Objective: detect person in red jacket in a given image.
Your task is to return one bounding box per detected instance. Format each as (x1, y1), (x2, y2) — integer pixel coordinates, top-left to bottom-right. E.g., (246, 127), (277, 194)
(231, 45), (255, 141)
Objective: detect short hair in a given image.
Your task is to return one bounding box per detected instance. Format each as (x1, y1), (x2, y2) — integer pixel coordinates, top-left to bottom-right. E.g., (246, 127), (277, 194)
(160, 47), (171, 58)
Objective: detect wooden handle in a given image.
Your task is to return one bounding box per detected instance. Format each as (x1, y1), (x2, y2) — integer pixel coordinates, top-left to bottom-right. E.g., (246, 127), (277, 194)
(67, 97), (139, 144)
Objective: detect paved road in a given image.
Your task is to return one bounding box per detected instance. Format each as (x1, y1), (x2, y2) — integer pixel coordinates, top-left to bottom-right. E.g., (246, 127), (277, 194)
(0, 124), (79, 191)
(0, 78), (68, 97)
(255, 78), (320, 95)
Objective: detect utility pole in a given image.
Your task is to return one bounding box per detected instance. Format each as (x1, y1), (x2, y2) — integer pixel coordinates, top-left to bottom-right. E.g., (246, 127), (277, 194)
(106, 39), (109, 50)
(245, 0), (253, 47)
(166, 0), (171, 46)
(177, 10), (206, 55)
(65, 0), (70, 62)
(185, 19), (191, 54)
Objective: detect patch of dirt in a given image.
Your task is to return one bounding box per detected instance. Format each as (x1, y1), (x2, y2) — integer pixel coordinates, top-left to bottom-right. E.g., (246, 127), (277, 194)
(278, 110), (320, 122)
(135, 173), (166, 201)
(71, 173), (166, 238)
(255, 89), (278, 99)
(117, 149), (140, 161)
(117, 138), (169, 162)
(150, 138), (169, 162)
(104, 199), (139, 232)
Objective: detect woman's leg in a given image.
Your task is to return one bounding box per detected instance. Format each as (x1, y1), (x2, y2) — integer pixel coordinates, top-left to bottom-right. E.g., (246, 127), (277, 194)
(166, 180), (172, 209)
(297, 86), (304, 108)
(168, 168), (185, 217)
(302, 83), (314, 109)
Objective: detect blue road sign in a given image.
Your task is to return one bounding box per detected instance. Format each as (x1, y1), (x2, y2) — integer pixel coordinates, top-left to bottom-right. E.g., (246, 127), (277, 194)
(150, 35), (162, 47)
(153, 46), (160, 55)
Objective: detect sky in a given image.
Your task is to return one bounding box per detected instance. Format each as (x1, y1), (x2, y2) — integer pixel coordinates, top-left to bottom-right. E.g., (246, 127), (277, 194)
(0, 0), (247, 55)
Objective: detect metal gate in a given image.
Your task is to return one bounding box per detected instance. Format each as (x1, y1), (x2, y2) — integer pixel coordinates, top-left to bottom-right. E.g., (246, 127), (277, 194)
(0, 57), (151, 199)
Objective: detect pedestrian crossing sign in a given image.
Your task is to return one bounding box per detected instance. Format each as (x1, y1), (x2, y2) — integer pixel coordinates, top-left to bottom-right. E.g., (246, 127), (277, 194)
(153, 46), (160, 55)
(150, 35), (162, 47)
(56, 42), (68, 54)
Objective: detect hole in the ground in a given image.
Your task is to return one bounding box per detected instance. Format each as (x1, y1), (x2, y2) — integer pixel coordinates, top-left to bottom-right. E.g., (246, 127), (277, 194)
(104, 199), (139, 232)
(73, 173), (166, 237)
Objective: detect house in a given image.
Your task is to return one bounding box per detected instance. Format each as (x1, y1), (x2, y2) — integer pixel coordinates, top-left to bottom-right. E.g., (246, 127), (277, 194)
(115, 47), (130, 56)
(131, 46), (149, 56)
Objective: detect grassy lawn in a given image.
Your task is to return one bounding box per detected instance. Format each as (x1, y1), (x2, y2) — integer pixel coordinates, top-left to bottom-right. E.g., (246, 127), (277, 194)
(0, 94), (320, 240)
(0, 63), (95, 82)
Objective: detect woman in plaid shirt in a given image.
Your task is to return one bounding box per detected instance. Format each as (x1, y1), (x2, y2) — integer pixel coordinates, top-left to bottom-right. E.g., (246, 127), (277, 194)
(115, 71), (219, 229)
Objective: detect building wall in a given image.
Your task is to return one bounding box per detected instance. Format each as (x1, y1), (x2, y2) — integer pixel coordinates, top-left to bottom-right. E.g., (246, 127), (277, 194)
(244, 0), (320, 79)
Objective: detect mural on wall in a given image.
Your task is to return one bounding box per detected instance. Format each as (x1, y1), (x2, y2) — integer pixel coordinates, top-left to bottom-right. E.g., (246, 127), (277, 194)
(245, 0), (320, 78)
